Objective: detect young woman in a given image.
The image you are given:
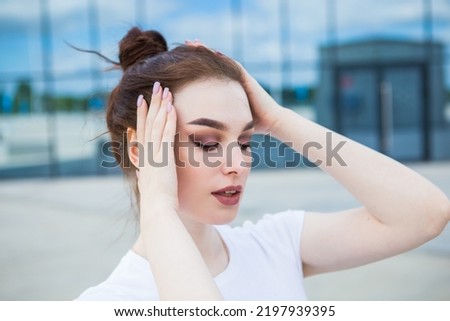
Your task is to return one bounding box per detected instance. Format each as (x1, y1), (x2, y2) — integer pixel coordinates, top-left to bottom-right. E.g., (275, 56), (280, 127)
(76, 27), (450, 300)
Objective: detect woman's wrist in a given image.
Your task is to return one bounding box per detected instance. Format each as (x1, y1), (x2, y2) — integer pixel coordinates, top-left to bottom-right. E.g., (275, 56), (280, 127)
(140, 197), (179, 219)
(265, 106), (297, 139)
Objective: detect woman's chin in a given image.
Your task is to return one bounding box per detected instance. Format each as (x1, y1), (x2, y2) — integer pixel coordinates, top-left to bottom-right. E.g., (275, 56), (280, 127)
(182, 208), (239, 226)
(211, 212), (237, 225)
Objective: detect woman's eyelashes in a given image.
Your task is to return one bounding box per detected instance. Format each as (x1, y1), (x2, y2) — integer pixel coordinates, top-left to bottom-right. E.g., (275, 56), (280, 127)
(188, 135), (219, 152)
(238, 142), (251, 151)
(193, 141), (220, 152)
(188, 135), (251, 153)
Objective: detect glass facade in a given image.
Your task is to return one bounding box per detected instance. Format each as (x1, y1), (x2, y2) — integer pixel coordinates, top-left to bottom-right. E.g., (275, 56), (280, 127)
(0, 0), (449, 177)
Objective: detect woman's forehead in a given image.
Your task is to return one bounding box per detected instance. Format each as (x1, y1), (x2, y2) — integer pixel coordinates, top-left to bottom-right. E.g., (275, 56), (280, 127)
(174, 79), (252, 126)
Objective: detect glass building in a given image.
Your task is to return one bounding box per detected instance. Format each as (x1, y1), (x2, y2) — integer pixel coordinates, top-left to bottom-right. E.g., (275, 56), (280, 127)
(0, 0), (449, 178)
(318, 39), (449, 161)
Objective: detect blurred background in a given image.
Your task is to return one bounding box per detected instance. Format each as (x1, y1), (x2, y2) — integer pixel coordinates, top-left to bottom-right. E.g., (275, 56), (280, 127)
(0, 0), (449, 300)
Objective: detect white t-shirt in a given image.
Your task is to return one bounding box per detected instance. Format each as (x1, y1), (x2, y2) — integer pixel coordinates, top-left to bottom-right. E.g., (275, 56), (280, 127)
(76, 210), (307, 300)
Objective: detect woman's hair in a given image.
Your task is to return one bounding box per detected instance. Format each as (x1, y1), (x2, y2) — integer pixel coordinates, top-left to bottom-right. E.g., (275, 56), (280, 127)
(106, 27), (244, 208)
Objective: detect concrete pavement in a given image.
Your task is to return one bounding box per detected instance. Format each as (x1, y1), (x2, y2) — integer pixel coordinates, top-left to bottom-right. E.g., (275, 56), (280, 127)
(0, 162), (449, 300)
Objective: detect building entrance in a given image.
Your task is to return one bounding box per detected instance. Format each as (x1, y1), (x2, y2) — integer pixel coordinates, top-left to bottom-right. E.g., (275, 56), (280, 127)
(336, 64), (427, 161)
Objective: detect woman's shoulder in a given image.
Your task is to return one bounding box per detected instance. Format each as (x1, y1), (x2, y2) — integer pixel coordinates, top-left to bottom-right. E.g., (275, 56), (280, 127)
(75, 250), (159, 301)
(217, 209), (305, 252)
(234, 209), (305, 235)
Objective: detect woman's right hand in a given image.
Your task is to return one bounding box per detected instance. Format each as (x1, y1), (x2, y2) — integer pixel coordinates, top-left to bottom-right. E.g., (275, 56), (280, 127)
(135, 82), (179, 212)
(132, 82), (223, 300)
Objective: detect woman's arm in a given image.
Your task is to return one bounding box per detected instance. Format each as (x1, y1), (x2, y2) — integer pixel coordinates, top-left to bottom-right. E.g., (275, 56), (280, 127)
(130, 84), (222, 300)
(242, 69), (450, 277)
(140, 204), (223, 299)
(272, 109), (449, 275)
(185, 40), (450, 276)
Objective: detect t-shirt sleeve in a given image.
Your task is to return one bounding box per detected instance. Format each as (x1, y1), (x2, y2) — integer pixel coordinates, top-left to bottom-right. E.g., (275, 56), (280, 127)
(74, 251), (159, 301)
(241, 209), (305, 265)
(75, 277), (159, 301)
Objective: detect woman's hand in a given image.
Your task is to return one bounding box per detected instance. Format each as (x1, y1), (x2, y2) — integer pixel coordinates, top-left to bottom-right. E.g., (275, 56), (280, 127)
(135, 82), (179, 212)
(237, 63), (284, 135)
(185, 39), (283, 135)
(132, 82), (224, 300)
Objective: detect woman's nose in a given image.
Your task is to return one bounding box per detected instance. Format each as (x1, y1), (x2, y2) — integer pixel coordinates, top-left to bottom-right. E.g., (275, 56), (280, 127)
(221, 142), (250, 175)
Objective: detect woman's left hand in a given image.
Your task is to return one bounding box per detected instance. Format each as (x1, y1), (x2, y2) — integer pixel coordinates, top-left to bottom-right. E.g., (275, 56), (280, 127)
(237, 63), (284, 135)
(185, 39), (283, 135)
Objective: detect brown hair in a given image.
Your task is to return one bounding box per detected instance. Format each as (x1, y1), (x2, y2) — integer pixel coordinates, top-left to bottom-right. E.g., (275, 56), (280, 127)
(106, 27), (244, 208)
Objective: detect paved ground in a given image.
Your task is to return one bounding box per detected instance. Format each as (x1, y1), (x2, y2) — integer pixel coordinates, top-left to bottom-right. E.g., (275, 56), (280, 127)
(0, 161), (449, 300)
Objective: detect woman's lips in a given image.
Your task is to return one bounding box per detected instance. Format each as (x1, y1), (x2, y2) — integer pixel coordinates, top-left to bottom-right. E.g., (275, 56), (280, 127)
(211, 185), (242, 206)
(211, 192), (241, 206)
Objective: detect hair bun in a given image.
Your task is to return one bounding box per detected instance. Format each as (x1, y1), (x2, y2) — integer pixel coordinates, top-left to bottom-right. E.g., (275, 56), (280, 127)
(118, 27), (168, 71)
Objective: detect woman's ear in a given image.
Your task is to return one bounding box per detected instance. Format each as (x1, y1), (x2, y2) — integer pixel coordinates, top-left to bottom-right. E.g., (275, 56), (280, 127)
(126, 127), (140, 168)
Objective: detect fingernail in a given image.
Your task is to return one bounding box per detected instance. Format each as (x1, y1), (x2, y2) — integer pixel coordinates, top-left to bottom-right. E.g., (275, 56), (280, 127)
(153, 81), (160, 94)
(137, 94), (143, 107)
(167, 102), (172, 113)
(163, 87), (169, 99)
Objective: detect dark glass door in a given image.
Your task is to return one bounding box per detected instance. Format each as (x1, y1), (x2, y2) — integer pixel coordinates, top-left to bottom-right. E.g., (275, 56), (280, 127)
(381, 66), (424, 160)
(337, 65), (425, 161)
(337, 68), (380, 151)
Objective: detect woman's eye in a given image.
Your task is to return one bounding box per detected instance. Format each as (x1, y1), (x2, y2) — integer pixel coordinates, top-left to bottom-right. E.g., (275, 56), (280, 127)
(239, 142), (251, 151)
(194, 142), (219, 152)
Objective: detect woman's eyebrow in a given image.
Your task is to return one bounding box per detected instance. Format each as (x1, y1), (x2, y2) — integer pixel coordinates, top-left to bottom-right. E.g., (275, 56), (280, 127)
(187, 118), (254, 132)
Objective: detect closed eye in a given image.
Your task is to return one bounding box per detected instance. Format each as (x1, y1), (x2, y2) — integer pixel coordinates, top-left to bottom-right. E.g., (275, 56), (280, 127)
(239, 142), (251, 151)
(193, 141), (220, 152)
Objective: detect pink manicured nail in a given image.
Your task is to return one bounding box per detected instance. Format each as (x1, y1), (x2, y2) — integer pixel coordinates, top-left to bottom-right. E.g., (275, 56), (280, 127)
(153, 81), (160, 94)
(136, 94), (143, 107)
(162, 87), (169, 99)
(167, 102), (172, 113)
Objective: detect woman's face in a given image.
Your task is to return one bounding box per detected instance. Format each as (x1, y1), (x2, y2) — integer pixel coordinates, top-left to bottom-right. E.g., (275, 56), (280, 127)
(174, 78), (254, 225)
